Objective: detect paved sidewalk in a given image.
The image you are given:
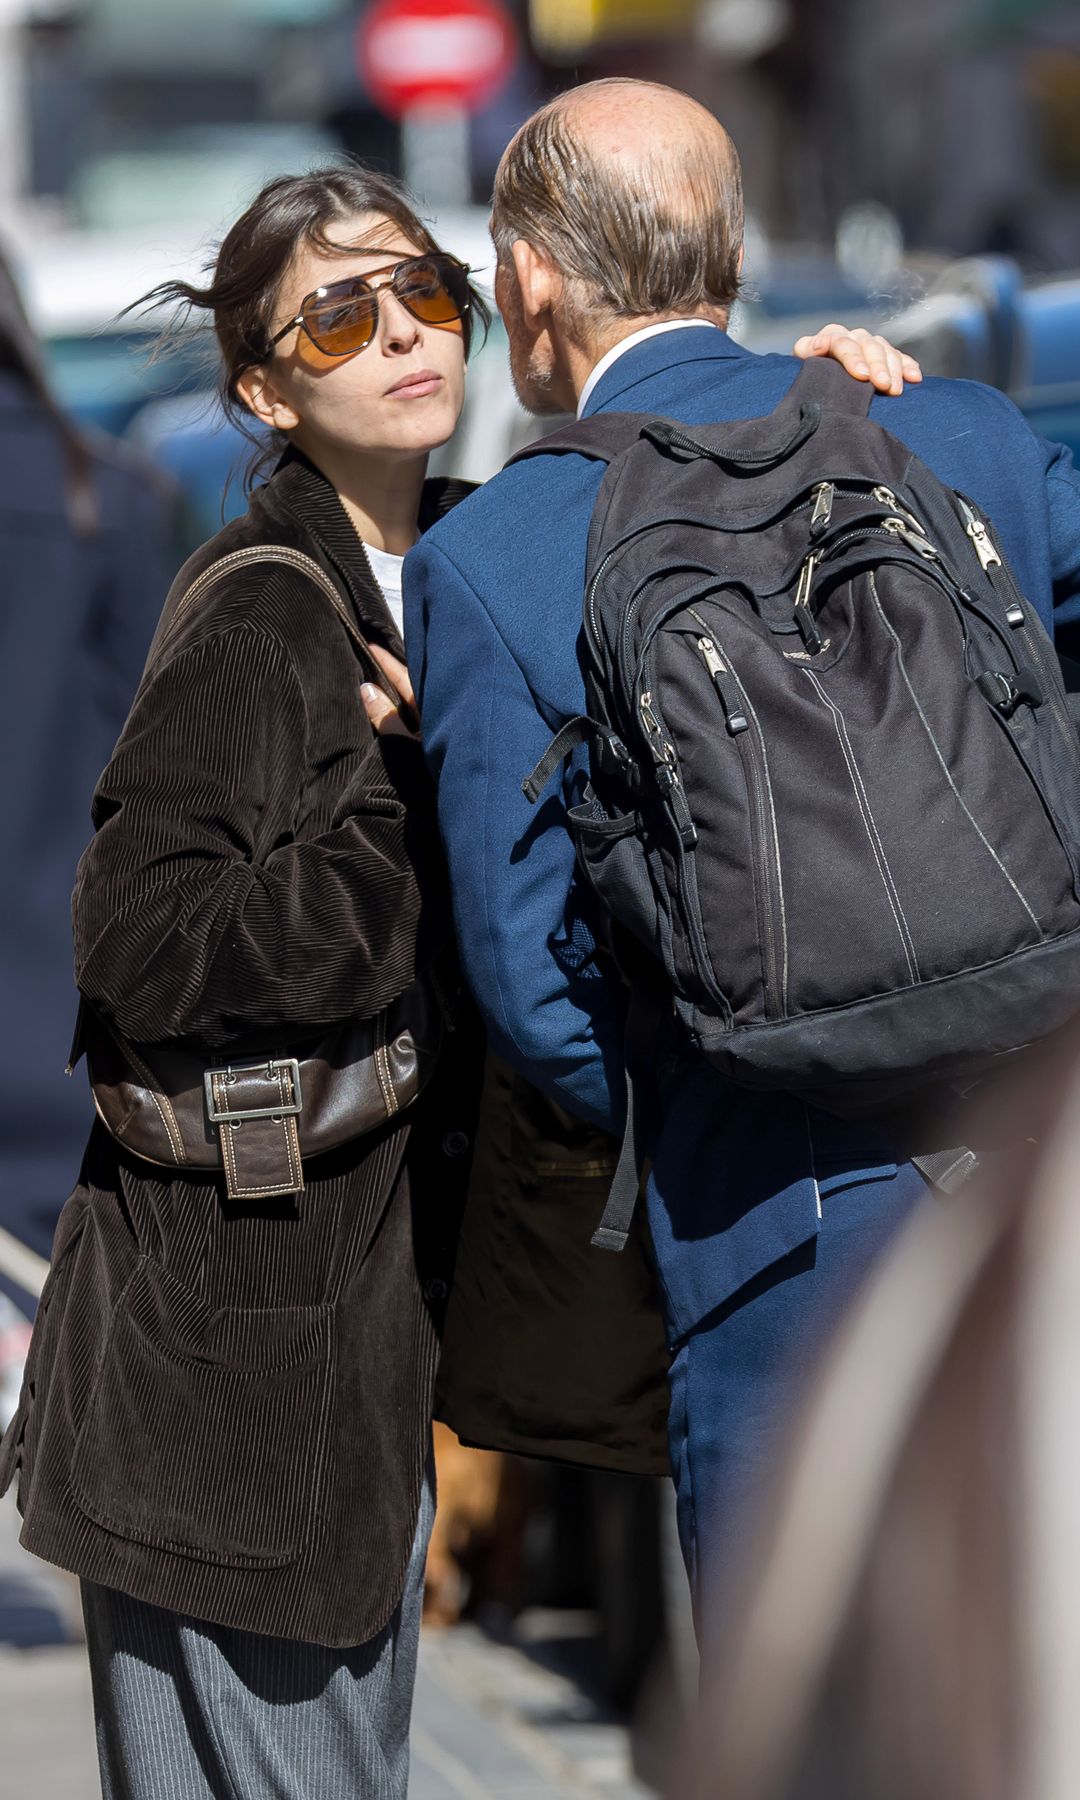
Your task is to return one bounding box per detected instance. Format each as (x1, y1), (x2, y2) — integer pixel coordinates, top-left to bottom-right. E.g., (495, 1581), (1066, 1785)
(0, 1495), (657, 1800)
(413, 1622), (655, 1798)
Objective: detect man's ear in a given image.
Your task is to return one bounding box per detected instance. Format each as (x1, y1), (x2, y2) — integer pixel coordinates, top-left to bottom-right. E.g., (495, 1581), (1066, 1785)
(510, 238), (560, 330)
(235, 364), (301, 434)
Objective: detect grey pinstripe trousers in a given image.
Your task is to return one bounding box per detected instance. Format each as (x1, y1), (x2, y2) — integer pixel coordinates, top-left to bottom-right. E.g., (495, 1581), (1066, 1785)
(81, 1466), (435, 1800)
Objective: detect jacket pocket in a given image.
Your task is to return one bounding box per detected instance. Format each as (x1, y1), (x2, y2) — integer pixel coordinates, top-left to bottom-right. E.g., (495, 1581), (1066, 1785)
(71, 1257), (333, 1568)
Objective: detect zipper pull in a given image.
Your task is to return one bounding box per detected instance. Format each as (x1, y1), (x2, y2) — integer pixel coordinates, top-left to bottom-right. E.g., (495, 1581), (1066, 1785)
(810, 482), (834, 537)
(697, 638), (749, 735)
(875, 486), (933, 541)
(882, 517), (938, 558)
(958, 498), (1002, 571)
(793, 553), (824, 655)
(640, 690), (680, 771)
(639, 689), (665, 750)
(639, 690), (698, 848)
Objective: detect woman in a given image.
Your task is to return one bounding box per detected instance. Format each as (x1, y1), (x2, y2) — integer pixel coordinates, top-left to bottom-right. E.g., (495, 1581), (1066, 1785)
(0, 161), (916, 1799)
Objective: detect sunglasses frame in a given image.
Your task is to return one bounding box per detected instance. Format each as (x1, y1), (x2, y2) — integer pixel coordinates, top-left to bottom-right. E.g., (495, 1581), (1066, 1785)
(269, 252), (472, 359)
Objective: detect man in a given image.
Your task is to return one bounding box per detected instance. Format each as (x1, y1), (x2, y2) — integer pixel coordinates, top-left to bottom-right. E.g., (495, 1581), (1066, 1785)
(401, 79), (1080, 1622)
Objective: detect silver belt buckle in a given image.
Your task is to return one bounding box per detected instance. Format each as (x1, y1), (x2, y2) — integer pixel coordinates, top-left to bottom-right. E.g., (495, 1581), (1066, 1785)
(204, 1057), (303, 1124)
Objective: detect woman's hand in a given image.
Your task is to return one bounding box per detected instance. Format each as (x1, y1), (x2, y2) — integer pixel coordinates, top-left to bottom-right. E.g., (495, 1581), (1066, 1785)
(360, 643), (420, 739)
(792, 324), (923, 396)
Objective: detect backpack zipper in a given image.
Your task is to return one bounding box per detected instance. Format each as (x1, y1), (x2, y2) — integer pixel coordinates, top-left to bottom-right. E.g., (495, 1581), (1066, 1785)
(953, 497), (1077, 755)
(637, 690), (698, 849)
(637, 684), (730, 1022)
(689, 611), (787, 1018)
(956, 499), (1080, 857)
(697, 636), (749, 734)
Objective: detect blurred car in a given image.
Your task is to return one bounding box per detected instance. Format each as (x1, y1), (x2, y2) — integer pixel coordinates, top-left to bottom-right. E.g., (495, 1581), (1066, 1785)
(889, 258), (1080, 457)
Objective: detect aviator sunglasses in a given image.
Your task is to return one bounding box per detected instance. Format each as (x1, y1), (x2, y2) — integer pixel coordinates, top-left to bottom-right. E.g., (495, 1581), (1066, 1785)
(270, 252), (472, 359)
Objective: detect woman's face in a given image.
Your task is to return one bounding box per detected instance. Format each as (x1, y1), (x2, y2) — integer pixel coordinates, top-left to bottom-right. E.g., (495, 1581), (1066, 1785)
(247, 212), (468, 464)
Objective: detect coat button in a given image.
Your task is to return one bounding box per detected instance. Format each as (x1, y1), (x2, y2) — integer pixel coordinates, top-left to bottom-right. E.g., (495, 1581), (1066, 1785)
(424, 1278), (448, 1302)
(441, 1130), (470, 1159)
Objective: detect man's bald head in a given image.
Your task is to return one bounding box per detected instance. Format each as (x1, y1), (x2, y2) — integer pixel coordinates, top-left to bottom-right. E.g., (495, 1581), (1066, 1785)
(490, 79), (744, 340)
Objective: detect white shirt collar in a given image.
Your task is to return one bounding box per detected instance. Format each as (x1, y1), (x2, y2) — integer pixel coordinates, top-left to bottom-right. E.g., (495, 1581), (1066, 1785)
(576, 319), (720, 418)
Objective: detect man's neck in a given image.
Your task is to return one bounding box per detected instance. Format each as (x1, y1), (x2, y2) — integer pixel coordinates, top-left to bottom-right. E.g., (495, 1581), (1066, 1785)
(567, 309), (728, 412)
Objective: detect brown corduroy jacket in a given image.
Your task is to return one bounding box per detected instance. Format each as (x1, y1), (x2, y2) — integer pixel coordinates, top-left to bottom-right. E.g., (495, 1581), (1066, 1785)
(0, 450), (485, 1648)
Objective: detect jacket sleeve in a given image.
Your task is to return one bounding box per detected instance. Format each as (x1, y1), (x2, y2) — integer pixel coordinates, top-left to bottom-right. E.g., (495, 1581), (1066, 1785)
(1043, 434), (1080, 628)
(405, 537), (625, 1134)
(74, 619), (428, 1045)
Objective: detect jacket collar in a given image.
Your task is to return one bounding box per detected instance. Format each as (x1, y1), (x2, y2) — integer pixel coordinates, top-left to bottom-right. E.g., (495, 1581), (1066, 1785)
(263, 446), (471, 652)
(582, 324), (748, 418)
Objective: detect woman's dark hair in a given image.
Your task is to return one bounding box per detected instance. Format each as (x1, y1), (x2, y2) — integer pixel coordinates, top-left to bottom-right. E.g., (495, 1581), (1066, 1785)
(138, 162), (490, 490)
(0, 244), (98, 533)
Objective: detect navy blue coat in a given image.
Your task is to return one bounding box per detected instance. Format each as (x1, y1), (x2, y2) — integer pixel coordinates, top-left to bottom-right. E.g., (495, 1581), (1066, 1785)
(0, 373), (177, 1281)
(406, 328), (1080, 1341)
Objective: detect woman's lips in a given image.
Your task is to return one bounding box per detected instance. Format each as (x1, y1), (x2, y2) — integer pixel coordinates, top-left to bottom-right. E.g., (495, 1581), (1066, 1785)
(386, 370), (442, 398)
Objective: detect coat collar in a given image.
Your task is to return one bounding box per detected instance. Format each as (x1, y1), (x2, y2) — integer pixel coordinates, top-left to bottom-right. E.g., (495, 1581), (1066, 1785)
(582, 324), (747, 418)
(262, 446), (472, 653)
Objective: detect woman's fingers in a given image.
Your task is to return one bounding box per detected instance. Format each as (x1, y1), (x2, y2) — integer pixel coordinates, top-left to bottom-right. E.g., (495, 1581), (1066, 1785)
(793, 324), (923, 394)
(360, 681), (417, 739)
(367, 642), (416, 715)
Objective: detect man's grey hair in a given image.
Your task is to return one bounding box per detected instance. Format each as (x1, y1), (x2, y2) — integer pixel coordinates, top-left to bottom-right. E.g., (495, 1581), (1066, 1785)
(490, 81), (744, 333)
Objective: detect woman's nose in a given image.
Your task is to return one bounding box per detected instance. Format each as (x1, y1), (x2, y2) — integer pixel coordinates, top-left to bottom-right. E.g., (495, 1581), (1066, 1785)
(378, 288), (422, 352)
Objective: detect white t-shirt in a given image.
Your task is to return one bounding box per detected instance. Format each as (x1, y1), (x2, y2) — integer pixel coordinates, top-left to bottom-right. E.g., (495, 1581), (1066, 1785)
(364, 543), (406, 640)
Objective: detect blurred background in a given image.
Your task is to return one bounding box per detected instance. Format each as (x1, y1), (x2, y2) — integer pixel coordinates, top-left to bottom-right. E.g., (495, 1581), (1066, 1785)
(2, 0), (1078, 522)
(0, 1), (1078, 1795)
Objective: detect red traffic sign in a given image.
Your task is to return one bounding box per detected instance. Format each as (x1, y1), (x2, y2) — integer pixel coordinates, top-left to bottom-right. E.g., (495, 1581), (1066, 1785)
(358, 0), (517, 119)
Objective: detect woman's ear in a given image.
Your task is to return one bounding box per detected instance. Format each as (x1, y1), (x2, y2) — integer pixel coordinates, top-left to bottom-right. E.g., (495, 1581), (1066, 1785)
(235, 364), (301, 434)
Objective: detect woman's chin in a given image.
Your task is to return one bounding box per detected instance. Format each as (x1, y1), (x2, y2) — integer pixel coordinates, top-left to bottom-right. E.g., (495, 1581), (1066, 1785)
(370, 410), (462, 460)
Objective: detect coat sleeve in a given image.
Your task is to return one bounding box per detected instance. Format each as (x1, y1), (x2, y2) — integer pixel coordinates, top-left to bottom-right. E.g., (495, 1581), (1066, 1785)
(405, 537), (625, 1134)
(74, 619), (428, 1045)
(1043, 434), (1080, 627)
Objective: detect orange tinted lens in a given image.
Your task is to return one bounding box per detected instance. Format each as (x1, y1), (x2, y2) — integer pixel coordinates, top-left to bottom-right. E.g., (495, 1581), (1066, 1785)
(302, 282), (378, 355)
(395, 258), (465, 326)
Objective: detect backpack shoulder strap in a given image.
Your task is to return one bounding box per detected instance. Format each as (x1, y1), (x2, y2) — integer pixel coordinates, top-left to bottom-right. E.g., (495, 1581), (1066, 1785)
(787, 356), (875, 418)
(508, 366), (872, 473)
(505, 413), (660, 470)
(160, 545), (392, 695)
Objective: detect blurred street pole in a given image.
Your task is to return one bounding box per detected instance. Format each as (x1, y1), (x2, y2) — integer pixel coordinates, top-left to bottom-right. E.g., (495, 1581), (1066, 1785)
(402, 104), (470, 207)
(0, 0), (27, 229)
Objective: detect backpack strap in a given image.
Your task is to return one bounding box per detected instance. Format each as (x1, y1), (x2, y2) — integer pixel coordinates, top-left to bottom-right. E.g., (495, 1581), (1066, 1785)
(522, 717), (595, 802)
(591, 982), (663, 1252)
(505, 413), (658, 469)
(787, 356), (876, 418)
(509, 363), (873, 475)
(159, 545), (398, 703)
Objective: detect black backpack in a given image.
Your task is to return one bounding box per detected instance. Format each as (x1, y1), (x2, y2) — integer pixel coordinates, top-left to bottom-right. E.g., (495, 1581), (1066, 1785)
(515, 359), (1080, 1242)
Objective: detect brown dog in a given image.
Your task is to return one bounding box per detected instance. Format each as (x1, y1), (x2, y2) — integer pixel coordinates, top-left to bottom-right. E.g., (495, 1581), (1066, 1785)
(425, 1423), (535, 1626)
